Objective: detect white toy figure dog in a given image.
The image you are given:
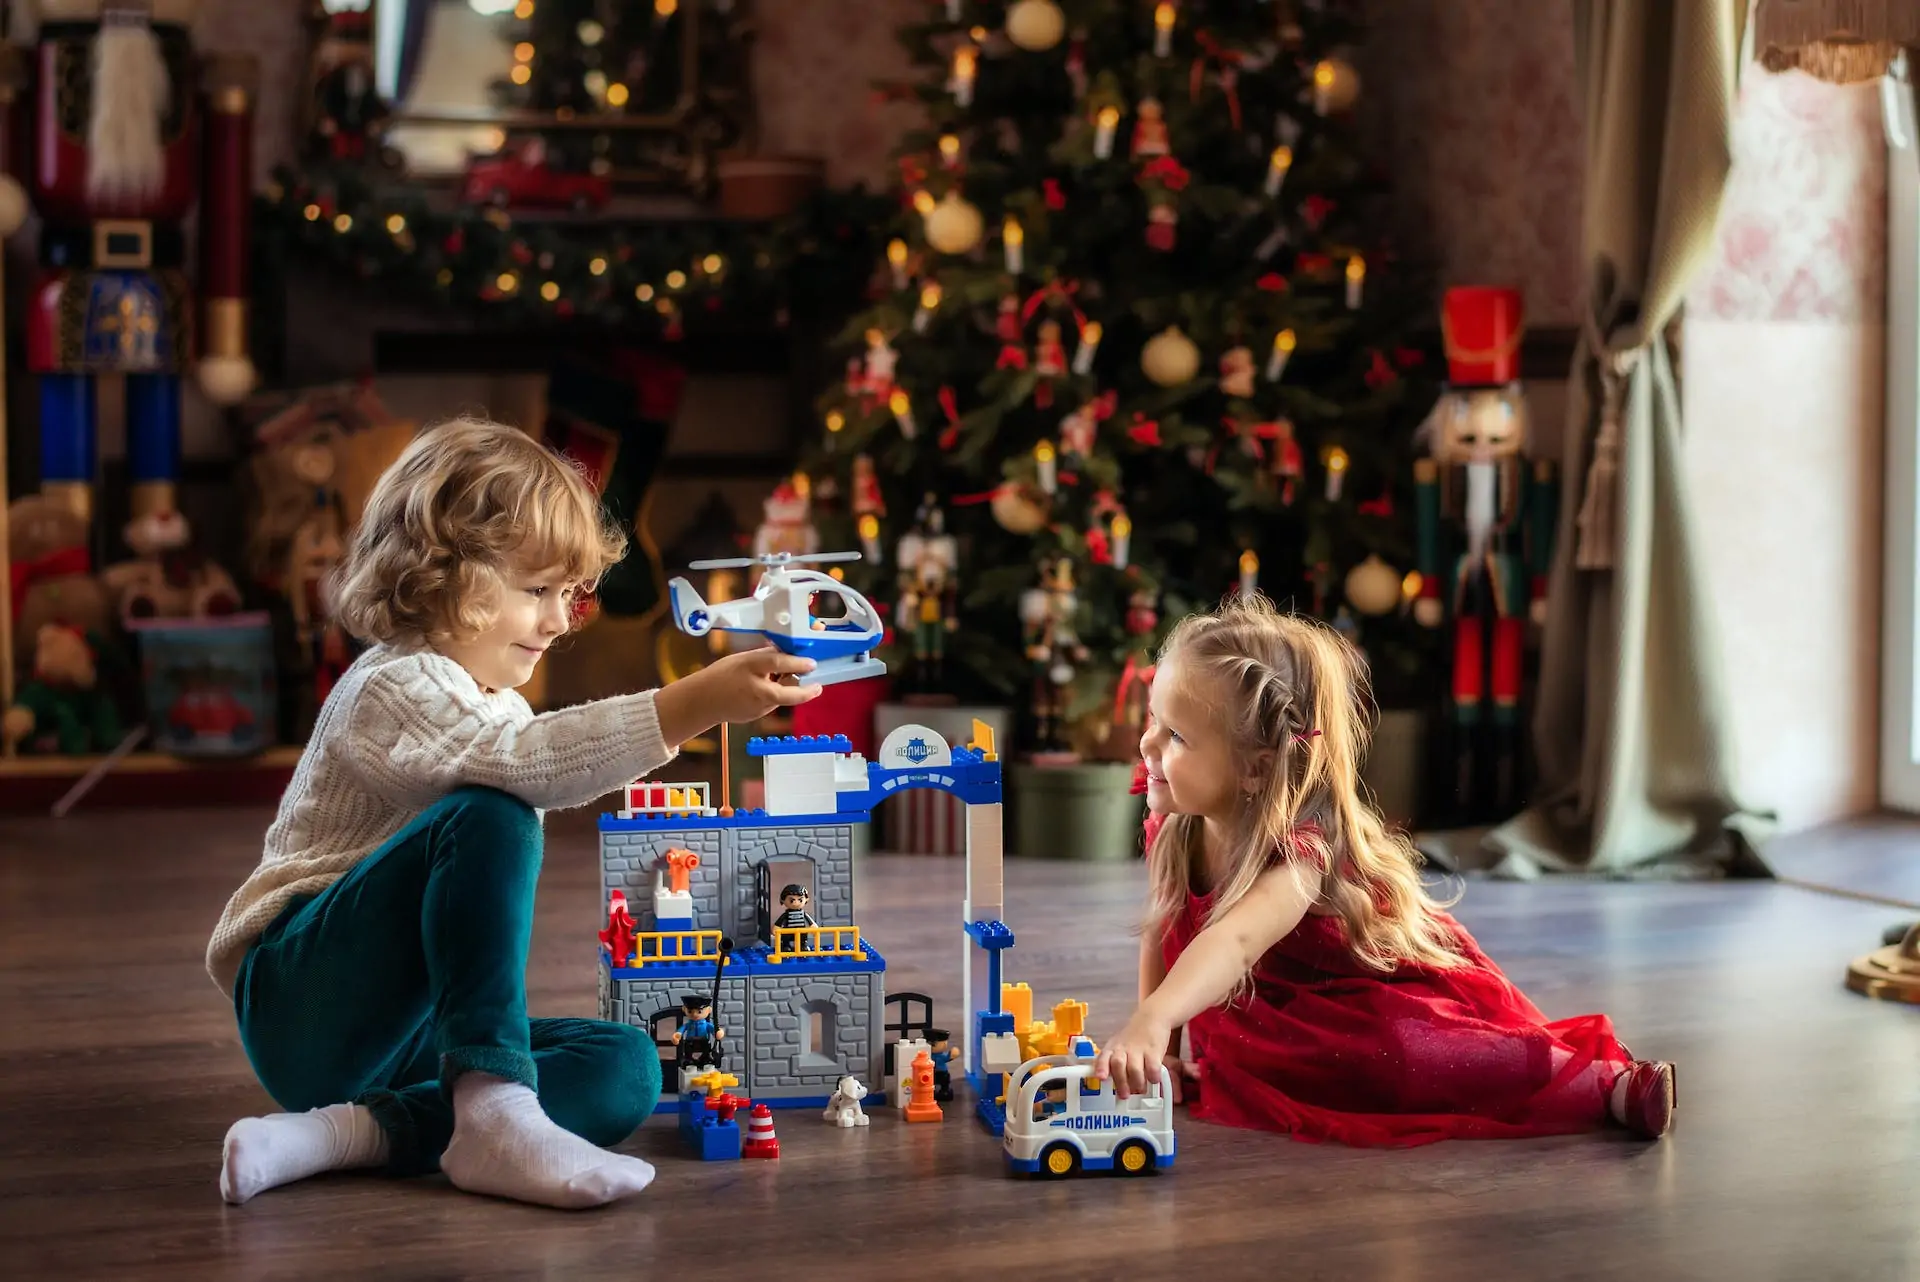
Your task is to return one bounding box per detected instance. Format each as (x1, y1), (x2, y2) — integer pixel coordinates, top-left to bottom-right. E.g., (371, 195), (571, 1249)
(823, 1075), (870, 1127)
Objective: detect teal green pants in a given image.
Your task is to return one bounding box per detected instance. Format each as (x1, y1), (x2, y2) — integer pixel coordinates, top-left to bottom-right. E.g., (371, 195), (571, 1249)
(233, 786), (661, 1176)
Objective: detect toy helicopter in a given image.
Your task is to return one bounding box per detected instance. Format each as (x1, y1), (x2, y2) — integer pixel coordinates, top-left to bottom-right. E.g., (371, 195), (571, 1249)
(668, 551), (889, 687)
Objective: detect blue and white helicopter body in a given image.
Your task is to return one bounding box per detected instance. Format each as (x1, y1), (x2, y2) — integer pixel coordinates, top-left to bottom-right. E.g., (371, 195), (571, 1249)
(668, 551), (887, 687)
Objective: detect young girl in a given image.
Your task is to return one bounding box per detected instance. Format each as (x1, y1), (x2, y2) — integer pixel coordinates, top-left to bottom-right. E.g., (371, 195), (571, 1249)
(207, 417), (821, 1209)
(1092, 594), (1676, 1145)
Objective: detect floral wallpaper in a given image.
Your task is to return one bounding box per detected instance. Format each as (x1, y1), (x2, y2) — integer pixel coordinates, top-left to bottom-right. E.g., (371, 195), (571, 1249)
(1689, 68), (1887, 324)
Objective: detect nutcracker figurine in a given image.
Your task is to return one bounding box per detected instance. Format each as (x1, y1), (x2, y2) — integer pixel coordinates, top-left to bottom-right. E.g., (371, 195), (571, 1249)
(1412, 287), (1558, 822)
(893, 492), (958, 691)
(1018, 556), (1088, 753)
(2, 2), (258, 528)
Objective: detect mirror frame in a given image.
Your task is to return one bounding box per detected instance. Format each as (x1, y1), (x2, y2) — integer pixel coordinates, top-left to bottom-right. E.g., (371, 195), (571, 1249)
(371, 0), (755, 197)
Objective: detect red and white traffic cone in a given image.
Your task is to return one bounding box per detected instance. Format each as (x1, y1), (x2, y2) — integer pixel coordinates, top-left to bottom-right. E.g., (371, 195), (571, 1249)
(743, 1103), (780, 1159)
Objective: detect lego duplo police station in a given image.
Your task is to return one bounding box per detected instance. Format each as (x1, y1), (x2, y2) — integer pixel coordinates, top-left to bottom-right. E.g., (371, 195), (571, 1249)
(597, 719), (1013, 1118)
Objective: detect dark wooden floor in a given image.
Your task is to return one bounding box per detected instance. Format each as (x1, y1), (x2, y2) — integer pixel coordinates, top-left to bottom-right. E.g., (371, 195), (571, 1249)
(2, 807), (1919, 1282)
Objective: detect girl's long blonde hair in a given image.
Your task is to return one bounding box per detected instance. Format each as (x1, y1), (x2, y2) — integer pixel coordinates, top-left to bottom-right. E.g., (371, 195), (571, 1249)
(1145, 593), (1461, 973)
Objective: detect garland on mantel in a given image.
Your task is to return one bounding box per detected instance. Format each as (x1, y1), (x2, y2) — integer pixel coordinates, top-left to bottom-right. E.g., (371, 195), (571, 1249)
(258, 161), (888, 335)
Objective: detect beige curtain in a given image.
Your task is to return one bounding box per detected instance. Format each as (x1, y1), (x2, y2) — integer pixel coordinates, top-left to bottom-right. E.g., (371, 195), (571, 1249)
(1485, 0), (1773, 877)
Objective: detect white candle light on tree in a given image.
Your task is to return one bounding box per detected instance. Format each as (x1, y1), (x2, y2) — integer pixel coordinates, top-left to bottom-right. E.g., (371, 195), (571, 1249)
(1266, 328), (1297, 380)
(952, 45), (978, 105)
(1003, 215), (1024, 273)
(1072, 321), (1102, 374)
(913, 281), (943, 332)
(1345, 255), (1365, 309)
(1154, 2), (1176, 56)
(858, 513), (883, 563)
(1324, 445), (1350, 500)
(945, 0), (961, 20)
(1111, 512), (1132, 570)
(1239, 549), (1259, 597)
(1093, 105), (1120, 159)
(887, 238), (909, 289)
(890, 389), (918, 438)
(1034, 439), (1058, 494)
(1264, 145), (1292, 197)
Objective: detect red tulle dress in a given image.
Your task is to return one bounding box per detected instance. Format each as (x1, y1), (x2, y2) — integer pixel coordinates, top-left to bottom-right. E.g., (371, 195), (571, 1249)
(1143, 811), (1634, 1147)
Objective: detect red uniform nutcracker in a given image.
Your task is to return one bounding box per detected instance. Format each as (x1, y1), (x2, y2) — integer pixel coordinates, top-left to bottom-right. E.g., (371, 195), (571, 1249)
(1412, 287), (1558, 822)
(1, 1), (257, 528)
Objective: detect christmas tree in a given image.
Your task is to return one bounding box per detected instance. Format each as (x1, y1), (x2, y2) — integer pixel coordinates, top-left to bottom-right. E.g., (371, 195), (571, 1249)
(804, 0), (1443, 754)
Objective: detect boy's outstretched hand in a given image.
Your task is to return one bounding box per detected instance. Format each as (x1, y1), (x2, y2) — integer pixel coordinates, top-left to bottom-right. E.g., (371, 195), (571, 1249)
(655, 647), (823, 748)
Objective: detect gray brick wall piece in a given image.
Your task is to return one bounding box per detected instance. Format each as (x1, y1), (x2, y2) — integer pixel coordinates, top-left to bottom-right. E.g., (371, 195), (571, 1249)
(727, 824), (857, 942)
(599, 829), (726, 935)
(747, 972), (876, 1091)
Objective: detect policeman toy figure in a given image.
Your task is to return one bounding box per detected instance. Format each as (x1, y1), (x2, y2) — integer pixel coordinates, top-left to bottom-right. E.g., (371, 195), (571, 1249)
(672, 995), (724, 1072)
(929, 1028), (954, 1102)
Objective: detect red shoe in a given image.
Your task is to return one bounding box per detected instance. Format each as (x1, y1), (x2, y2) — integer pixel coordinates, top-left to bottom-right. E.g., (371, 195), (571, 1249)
(1618, 1060), (1676, 1140)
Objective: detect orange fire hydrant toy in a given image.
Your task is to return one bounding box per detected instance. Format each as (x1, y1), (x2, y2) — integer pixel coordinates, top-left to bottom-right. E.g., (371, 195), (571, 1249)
(905, 1047), (943, 1123)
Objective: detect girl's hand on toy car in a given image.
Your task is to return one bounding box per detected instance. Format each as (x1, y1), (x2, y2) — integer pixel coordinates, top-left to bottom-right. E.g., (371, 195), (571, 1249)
(1093, 1011), (1173, 1099)
(1161, 1053), (1200, 1103)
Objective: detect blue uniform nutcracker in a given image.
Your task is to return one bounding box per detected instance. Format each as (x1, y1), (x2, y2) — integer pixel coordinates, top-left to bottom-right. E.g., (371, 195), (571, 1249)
(1412, 288), (1558, 822)
(2, 1), (257, 528)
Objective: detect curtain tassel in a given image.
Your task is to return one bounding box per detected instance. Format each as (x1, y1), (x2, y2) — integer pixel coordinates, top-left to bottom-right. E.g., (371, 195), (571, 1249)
(1574, 349), (1636, 571)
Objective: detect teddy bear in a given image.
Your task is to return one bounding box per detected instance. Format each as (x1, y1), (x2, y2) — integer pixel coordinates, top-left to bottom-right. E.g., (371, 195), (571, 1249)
(100, 507), (242, 624)
(3, 623), (123, 756)
(7, 496), (110, 679)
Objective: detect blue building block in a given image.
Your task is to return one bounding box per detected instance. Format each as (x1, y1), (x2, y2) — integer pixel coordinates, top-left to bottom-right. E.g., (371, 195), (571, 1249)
(747, 734), (854, 757)
(678, 1093), (743, 1161)
(964, 919), (1016, 951)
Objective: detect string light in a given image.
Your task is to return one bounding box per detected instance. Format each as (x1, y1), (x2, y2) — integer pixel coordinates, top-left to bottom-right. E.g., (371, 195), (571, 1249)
(510, 64), (531, 85)
(513, 0), (533, 16)
(514, 42), (535, 62)
(497, 271), (520, 293)
(606, 83), (630, 107)
(332, 213), (352, 232)
(702, 253), (723, 274)
(385, 213), (406, 234)
(911, 190), (937, 215)
(302, 203), (320, 221)
(656, 0), (677, 14)
(540, 281), (560, 301)
(636, 283), (655, 301)
(589, 256), (608, 276)
(826, 410), (846, 433)
(665, 269), (687, 289)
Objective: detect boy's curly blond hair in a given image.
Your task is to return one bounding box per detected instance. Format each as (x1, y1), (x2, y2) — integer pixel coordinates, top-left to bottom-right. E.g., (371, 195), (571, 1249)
(330, 416), (626, 646)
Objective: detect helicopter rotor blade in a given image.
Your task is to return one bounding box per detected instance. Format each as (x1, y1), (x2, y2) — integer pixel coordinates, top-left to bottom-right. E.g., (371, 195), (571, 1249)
(686, 556), (761, 570)
(789, 551), (863, 564)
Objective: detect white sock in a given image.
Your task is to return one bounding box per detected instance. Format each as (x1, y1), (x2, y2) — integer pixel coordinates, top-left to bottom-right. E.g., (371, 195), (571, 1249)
(440, 1074), (655, 1210)
(220, 1103), (389, 1204)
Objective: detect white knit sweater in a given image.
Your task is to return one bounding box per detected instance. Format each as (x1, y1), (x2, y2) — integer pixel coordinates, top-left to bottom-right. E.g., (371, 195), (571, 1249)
(205, 643), (675, 994)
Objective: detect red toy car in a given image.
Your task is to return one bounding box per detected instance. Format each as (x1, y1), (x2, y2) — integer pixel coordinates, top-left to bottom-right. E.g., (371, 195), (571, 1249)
(462, 137), (611, 213)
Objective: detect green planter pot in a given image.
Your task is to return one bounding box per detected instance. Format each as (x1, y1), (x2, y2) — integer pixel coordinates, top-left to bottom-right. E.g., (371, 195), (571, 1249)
(1010, 760), (1146, 861)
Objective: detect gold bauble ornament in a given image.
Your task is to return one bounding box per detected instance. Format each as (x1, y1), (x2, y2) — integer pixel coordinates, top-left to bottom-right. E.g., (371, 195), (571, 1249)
(923, 191), (985, 255)
(991, 482), (1050, 534)
(1006, 0), (1066, 51)
(1344, 554), (1401, 617)
(1140, 326), (1201, 387)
